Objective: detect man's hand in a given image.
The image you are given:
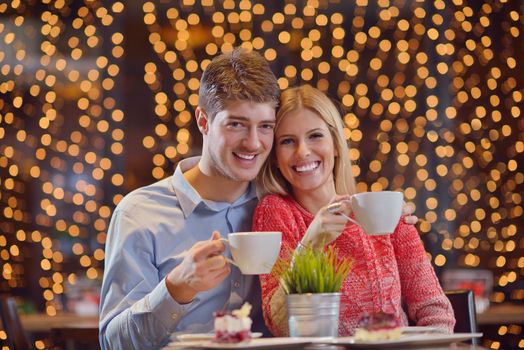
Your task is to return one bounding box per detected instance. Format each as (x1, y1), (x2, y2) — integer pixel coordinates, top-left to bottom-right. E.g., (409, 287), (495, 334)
(166, 231), (231, 304)
(402, 202), (418, 225)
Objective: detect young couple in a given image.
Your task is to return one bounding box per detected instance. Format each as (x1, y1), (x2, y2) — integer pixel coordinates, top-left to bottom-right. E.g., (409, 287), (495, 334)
(99, 48), (454, 349)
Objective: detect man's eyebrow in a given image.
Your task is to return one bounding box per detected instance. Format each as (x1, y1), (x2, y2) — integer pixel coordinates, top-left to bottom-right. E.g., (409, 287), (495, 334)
(227, 115), (250, 121)
(227, 115), (276, 124)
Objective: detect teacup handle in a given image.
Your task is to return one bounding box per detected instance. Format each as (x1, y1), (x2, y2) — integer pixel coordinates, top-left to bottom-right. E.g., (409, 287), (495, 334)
(327, 201), (361, 227)
(218, 237), (239, 268)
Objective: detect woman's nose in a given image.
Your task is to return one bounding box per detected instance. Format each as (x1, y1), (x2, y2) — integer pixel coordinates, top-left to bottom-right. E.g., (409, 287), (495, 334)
(296, 140), (311, 158)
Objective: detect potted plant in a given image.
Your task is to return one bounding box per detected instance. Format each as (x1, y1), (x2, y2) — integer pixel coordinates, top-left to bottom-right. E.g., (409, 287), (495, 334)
(273, 244), (352, 337)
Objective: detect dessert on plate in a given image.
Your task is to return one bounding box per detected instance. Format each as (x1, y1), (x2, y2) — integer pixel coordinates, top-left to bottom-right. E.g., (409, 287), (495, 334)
(354, 311), (402, 341)
(213, 302), (253, 343)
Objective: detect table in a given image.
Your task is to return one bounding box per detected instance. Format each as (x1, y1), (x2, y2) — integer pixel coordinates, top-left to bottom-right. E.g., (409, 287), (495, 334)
(20, 313), (99, 333)
(163, 341), (488, 350)
(476, 303), (524, 325)
(21, 313), (100, 350)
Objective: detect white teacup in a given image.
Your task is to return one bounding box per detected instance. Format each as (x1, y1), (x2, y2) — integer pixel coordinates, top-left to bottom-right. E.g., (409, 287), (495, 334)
(351, 191), (403, 235)
(222, 231), (282, 275)
(329, 191), (403, 235)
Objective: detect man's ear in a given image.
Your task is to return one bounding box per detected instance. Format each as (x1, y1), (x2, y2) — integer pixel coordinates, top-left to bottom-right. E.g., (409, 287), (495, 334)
(195, 107), (209, 135)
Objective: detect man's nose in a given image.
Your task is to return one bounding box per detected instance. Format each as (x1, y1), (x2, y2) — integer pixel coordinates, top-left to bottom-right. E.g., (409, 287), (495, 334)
(242, 127), (262, 150)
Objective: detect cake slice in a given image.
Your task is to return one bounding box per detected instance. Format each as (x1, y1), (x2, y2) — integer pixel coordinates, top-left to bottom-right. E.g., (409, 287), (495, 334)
(354, 311), (402, 341)
(213, 303), (253, 343)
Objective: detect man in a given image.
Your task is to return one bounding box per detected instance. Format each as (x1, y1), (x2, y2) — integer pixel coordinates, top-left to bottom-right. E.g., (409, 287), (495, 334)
(99, 48), (280, 349)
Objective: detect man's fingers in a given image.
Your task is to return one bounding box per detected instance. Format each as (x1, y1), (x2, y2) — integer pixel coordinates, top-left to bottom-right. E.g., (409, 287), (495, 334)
(193, 240), (226, 261)
(209, 230), (221, 241)
(402, 202), (415, 215)
(401, 202), (418, 224)
(404, 215), (418, 225)
(202, 255), (229, 272)
(213, 266), (231, 284)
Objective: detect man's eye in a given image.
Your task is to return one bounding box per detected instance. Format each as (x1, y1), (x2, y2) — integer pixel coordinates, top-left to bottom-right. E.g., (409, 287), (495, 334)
(260, 124), (275, 130)
(228, 122), (243, 128)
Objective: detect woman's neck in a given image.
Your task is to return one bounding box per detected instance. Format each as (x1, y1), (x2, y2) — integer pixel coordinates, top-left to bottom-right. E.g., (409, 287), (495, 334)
(292, 182), (337, 215)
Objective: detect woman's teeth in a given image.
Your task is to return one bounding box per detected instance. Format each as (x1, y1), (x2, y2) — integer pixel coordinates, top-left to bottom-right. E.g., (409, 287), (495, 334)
(294, 161), (320, 173)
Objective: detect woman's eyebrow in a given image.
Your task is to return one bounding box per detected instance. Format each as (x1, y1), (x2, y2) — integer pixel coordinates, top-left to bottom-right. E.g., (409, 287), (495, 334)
(277, 128), (324, 139)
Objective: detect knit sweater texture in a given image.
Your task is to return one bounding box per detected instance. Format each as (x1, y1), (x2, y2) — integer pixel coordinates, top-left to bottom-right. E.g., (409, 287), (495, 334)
(253, 194), (455, 336)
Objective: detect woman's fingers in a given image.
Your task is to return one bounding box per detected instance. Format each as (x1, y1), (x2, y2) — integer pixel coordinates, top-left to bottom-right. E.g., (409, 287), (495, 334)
(402, 202), (418, 224)
(329, 194), (351, 204)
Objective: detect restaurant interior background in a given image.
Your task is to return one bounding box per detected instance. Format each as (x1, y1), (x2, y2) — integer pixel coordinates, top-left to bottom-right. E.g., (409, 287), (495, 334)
(0, 0), (522, 349)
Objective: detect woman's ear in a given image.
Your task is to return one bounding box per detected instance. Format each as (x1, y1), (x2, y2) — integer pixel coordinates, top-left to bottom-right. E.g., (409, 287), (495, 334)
(195, 107), (209, 135)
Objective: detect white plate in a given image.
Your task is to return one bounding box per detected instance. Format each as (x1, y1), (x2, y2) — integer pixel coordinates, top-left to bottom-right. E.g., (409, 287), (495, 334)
(177, 333), (262, 342)
(401, 326), (446, 333)
(166, 337), (311, 349)
(330, 332), (483, 348)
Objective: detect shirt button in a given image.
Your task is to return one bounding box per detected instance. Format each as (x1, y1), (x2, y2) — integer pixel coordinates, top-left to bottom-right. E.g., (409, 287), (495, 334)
(172, 313), (178, 319)
(233, 281), (240, 288)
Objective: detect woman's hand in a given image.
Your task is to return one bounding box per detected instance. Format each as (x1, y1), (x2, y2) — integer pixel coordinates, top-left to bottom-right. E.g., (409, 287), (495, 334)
(402, 202), (418, 225)
(299, 195), (352, 250)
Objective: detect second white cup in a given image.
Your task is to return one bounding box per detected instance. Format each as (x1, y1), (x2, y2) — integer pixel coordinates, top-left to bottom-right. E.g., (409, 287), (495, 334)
(349, 191), (403, 235)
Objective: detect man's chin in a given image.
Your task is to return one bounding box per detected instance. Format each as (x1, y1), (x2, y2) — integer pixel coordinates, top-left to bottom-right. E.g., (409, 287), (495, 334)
(229, 167), (260, 182)
(232, 172), (258, 182)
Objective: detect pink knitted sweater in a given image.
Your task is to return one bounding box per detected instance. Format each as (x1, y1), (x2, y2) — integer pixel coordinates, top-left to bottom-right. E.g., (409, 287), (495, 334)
(253, 194), (455, 336)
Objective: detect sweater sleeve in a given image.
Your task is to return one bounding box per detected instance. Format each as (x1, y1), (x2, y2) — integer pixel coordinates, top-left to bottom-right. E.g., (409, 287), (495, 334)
(392, 219), (456, 332)
(252, 195), (300, 337)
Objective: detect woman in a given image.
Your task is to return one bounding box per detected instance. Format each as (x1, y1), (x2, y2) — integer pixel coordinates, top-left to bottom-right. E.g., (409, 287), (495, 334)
(253, 85), (455, 336)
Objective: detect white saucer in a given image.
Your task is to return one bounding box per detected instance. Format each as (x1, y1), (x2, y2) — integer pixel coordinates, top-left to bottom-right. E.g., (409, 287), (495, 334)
(177, 332), (262, 342)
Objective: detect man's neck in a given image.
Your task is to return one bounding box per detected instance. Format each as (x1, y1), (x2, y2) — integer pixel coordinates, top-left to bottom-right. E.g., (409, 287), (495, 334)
(183, 164), (249, 204)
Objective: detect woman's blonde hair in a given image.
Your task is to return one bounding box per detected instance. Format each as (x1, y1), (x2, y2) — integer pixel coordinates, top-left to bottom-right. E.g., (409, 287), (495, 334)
(257, 84), (356, 198)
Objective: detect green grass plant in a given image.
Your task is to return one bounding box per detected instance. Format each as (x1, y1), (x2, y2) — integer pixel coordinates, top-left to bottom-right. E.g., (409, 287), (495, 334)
(275, 244), (352, 294)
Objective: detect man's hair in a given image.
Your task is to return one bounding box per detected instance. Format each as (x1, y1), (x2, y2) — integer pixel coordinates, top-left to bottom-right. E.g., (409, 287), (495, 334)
(257, 84), (356, 198)
(199, 47), (280, 119)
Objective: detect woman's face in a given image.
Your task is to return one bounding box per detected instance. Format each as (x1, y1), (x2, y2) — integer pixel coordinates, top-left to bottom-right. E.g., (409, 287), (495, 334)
(275, 108), (337, 196)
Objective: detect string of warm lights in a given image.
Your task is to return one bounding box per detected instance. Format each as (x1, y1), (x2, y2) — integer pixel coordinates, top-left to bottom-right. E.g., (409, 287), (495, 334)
(141, 0), (522, 280)
(0, 2), (125, 347)
(0, 0), (522, 349)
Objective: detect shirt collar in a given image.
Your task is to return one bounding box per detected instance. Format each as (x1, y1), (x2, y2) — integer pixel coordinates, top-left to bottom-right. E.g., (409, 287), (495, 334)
(171, 157), (258, 218)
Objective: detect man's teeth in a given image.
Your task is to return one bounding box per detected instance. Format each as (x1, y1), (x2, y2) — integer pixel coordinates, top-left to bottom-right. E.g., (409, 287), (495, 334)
(295, 162), (319, 172)
(235, 153), (256, 160)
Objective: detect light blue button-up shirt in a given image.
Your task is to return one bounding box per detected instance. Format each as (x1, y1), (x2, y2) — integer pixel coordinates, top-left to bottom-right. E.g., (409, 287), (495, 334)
(99, 157), (268, 349)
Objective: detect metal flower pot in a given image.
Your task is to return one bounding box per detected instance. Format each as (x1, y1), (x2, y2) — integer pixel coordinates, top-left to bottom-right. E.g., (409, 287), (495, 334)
(285, 292), (341, 337)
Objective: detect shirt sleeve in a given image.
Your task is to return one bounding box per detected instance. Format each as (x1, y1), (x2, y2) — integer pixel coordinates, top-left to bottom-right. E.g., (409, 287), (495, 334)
(391, 219), (456, 332)
(99, 209), (191, 350)
(253, 196), (300, 337)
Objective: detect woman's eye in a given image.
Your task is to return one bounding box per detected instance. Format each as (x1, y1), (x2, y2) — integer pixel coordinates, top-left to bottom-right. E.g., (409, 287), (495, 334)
(279, 138), (293, 145)
(310, 132), (324, 139)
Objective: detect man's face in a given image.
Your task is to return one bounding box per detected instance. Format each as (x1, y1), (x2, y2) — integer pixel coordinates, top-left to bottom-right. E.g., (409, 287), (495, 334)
(201, 100), (276, 182)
